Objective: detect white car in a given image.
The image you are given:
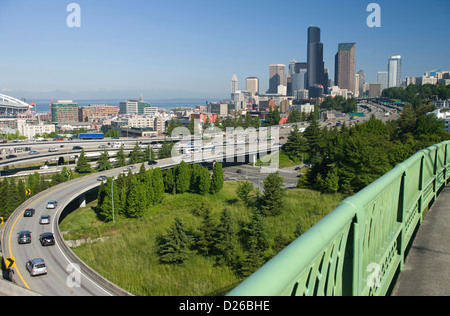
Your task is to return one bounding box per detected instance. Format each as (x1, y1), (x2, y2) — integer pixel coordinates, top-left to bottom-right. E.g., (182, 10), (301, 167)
(39, 215), (51, 225)
(46, 201), (58, 209)
(26, 258), (48, 277)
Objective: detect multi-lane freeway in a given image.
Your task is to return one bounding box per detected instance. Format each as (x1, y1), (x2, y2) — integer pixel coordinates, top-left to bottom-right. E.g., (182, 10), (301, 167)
(1, 101), (400, 296)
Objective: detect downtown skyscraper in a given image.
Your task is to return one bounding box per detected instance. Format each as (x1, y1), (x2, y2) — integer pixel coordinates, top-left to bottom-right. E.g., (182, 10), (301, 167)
(307, 26), (327, 95)
(335, 43), (356, 94)
(388, 55), (402, 88)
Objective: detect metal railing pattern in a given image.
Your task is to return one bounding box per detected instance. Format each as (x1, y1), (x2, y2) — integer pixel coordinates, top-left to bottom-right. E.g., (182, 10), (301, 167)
(228, 141), (450, 296)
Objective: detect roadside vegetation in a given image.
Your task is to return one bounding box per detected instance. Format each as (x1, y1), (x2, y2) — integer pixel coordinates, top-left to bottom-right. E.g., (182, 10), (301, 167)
(61, 175), (342, 296)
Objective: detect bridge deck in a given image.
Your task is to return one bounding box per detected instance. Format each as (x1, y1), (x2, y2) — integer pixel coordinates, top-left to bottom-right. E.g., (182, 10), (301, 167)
(393, 185), (450, 296)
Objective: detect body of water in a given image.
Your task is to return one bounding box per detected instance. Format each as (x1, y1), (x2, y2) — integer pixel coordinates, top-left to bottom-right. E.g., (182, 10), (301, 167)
(33, 98), (216, 113)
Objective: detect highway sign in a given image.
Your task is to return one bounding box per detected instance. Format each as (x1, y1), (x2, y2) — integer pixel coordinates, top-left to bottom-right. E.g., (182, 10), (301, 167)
(6, 257), (16, 269)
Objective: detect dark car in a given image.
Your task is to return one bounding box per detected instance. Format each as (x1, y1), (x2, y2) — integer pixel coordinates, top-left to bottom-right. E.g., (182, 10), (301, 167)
(6, 154), (17, 159)
(148, 160), (158, 166)
(72, 146), (83, 150)
(39, 233), (55, 246)
(18, 231), (32, 244)
(24, 208), (36, 217)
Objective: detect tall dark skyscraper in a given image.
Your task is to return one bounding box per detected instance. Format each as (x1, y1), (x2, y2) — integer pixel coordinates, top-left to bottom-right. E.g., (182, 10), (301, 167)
(307, 26), (326, 93)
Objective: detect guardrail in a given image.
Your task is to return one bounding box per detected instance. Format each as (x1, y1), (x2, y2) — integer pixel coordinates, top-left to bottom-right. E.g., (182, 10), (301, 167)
(228, 140), (450, 296)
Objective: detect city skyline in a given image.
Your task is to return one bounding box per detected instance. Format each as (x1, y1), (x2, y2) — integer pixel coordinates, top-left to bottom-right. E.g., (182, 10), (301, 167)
(1, 0), (449, 101)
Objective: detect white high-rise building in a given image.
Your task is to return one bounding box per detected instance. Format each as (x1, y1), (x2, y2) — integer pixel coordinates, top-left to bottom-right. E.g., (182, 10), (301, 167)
(388, 55), (402, 88)
(377, 71), (389, 92)
(232, 74), (238, 93)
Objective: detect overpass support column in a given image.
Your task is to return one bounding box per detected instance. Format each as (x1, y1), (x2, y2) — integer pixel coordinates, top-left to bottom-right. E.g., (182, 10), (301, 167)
(78, 194), (86, 208)
(251, 154), (257, 167)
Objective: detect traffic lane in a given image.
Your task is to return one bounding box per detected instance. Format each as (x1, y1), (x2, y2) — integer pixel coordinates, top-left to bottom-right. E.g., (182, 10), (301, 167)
(9, 176), (113, 296)
(223, 165), (299, 190)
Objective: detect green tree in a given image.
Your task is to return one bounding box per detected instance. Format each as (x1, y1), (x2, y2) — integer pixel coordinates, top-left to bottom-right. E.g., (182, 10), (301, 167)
(261, 172), (285, 216)
(97, 149), (112, 171)
(129, 142), (144, 164)
(115, 145), (127, 168)
(197, 208), (216, 255)
(158, 139), (174, 159)
(158, 217), (192, 264)
(283, 126), (308, 159)
(152, 168), (165, 205)
(175, 161), (191, 194)
(210, 163), (224, 194)
(240, 211), (271, 276)
(237, 181), (254, 205)
(76, 150), (92, 174)
(214, 208), (239, 267)
(198, 167), (211, 196)
(163, 168), (175, 193)
(323, 167), (340, 193)
(99, 177), (119, 222)
(126, 176), (146, 218)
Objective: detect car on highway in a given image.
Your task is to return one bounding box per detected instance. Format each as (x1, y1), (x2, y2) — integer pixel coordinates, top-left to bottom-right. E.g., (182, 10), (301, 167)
(40, 165), (50, 170)
(6, 154), (17, 159)
(39, 215), (51, 225)
(18, 231), (32, 244)
(148, 160), (158, 166)
(29, 151), (40, 155)
(97, 175), (108, 181)
(48, 148), (59, 152)
(98, 145), (108, 149)
(72, 146), (83, 150)
(39, 232), (55, 246)
(23, 208), (36, 217)
(26, 258), (48, 277)
(46, 201), (58, 209)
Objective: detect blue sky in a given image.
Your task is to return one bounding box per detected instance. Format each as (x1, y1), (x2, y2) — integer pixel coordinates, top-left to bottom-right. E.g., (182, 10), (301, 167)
(0, 0), (449, 100)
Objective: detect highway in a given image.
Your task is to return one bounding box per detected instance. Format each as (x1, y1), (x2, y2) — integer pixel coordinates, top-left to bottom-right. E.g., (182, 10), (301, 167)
(2, 139), (282, 296)
(1, 101), (399, 296)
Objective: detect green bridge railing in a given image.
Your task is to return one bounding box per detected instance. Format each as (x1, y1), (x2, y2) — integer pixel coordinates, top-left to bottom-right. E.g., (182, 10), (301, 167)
(228, 141), (450, 296)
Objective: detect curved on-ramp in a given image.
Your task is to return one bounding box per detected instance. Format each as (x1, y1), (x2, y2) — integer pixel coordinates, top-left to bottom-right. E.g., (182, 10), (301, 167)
(1, 169), (133, 296)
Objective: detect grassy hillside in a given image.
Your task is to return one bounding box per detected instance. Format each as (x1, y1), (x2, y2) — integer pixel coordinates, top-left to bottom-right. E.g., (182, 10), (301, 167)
(60, 182), (342, 296)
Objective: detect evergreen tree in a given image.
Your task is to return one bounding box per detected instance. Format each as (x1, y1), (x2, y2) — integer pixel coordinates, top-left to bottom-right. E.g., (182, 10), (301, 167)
(129, 141), (144, 164)
(126, 175), (146, 218)
(158, 139), (174, 159)
(115, 145), (127, 167)
(210, 163), (224, 194)
(158, 217), (192, 264)
(198, 167), (211, 196)
(240, 211), (270, 276)
(214, 208), (239, 267)
(97, 149), (112, 171)
(323, 167), (340, 193)
(99, 177), (119, 222)
(175, 161), (191, 194)
(143, 145), (151, 162)
(152, 168), (165, 205)
(163, 168), (175, 193)
(237, 181), (254, 205)
(197, 208), (216, 255)
(261, 172), (285, 216)
(76, 150), (92, 174)
(283, 126), (308, 160)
